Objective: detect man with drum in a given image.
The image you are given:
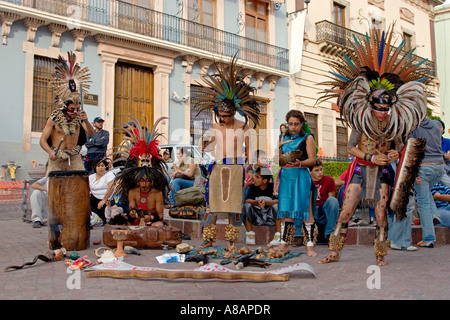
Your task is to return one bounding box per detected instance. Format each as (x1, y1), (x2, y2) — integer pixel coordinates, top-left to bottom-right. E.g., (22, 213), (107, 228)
(40, 52), (94, 251)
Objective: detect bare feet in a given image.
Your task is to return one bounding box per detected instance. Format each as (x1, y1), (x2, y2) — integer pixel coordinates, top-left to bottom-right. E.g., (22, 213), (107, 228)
(376, 255), (388, 266)
(317, 251), (340, 264)
(198, 240), (213, 249)
(225, 243), (238, 254)
(274, 243), (290, 254)
(306, 245), (317, 257)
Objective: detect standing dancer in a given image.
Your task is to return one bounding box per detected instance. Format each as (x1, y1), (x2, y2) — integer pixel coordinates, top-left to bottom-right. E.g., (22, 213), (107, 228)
(276, 110), (317, 257)
(316, 25), (431, 266)
(40, 52), (94, 174)
(193, 56), (261, 250)
(40, 52), (94, 250)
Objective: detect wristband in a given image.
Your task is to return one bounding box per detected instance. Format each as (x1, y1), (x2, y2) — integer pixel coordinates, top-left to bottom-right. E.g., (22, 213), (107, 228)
(370, 155), (375, 162)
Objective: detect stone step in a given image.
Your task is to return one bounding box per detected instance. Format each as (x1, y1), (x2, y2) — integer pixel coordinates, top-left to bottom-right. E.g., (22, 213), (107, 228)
(164, 211), (450, 246)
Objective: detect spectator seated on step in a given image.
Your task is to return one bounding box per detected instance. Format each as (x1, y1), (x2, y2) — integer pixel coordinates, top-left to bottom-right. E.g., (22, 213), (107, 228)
(310, 159), (339, 244)
(430, 183), (450, 227)
(168, 147), (201, 207)
(241, 167), (280, 245)
(30, 177), (48, 228)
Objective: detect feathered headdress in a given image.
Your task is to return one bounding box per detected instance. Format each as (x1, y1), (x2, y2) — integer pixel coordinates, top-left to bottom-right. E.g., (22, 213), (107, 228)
(113, 116), (167, 168)
(192, 55), (261, 128)
(317, 24), (432, 141)
(112, 116), (170, 200)
(52, 51), (91, 107)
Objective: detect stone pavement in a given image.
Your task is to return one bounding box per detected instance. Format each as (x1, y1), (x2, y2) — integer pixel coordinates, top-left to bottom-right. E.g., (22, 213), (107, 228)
(0, 203), (449, 304)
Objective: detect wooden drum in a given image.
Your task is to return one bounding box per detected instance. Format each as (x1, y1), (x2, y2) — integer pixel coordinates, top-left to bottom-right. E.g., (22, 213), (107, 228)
(48, 170), (90, 251)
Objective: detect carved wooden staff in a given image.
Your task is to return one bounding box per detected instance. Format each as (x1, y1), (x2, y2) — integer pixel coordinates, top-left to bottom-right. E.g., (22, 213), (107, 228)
(86, 269), (289, 282)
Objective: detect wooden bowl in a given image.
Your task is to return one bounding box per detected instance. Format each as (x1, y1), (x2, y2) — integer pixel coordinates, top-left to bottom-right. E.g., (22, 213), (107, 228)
(279, 150), (303, 167)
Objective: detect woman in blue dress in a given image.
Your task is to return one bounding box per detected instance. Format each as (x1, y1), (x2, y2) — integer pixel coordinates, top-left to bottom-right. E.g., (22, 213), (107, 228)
(275, 110), (317, 256)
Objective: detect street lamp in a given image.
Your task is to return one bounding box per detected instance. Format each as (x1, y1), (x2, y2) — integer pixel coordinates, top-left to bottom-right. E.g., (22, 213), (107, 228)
(305, 0), (311, 12)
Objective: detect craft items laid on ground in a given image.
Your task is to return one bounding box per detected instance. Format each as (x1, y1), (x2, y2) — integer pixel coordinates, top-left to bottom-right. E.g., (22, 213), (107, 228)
(185, 245), (302, 265)
(4, 248), (67, 271)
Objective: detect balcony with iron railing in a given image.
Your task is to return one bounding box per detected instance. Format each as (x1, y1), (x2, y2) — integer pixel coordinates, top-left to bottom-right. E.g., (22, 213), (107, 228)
(1, 0), (289, 72)
(315, 20), (436, 77)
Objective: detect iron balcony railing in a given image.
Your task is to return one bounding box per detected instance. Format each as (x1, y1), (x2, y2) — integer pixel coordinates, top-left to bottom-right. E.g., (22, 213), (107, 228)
(3, 0), (289, 71)
(316, 20), (436, 77)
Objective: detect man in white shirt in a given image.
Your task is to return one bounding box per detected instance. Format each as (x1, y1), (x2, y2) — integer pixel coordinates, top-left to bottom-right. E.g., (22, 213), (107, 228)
(30, 177), (48, 228)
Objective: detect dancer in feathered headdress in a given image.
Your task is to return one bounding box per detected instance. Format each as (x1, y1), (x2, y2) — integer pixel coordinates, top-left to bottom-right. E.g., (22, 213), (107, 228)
(192, 55), (262, 249)
(111, 116), (170, 226)
(192, 55), (261, 130)
(52, 51), (91, 107)
(316, 25), (431, 266)
(40, 51), (94, 174)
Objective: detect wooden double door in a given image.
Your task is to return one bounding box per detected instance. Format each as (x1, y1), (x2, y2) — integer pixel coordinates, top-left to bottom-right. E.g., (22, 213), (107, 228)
(114, 62), (154, 146)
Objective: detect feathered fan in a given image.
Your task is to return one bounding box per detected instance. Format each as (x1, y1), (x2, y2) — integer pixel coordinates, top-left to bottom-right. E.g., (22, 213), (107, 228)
(192, 54), (261, 128)
(316, 24), (432, 141)
(52, 51), (91, 104)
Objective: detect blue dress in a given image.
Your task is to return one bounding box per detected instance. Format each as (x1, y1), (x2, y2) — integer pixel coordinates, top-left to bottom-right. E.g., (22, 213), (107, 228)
(278, 133), (315, 220)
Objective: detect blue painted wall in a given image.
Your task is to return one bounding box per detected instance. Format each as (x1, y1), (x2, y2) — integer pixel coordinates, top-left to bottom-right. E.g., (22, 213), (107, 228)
(0, 20), (27, 144)
(224, 0), (240, 34)
(0, 21), (102, 179)
(81, 35), (103, 121)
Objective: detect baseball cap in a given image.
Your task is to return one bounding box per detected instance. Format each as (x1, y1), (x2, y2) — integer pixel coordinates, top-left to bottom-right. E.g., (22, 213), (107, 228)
(93, 117), (105, 123)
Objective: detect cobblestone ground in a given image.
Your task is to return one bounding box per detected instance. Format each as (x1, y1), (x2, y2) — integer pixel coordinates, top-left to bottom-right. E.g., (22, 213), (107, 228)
(1, 203), (449, 304)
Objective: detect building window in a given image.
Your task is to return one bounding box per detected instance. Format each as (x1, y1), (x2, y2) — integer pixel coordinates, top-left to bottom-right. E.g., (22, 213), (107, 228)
(333, 2), (345, 27)
(295, 0), (305, 11)
(118, 0), (155, 35)
(187, 0), (217, 50)
(336, 120), (348, 158)
(188, 0), (215, 27)
(32, 56), (56, 133)
(245, 0), (268, 42)
(304, 112), (318, 142)
(244, 1), (269, 65)
(403, 32), (412, 52)
(190, 86), (213, 147)
(371, 18), (383, 39)
(123, 0), (154, 8)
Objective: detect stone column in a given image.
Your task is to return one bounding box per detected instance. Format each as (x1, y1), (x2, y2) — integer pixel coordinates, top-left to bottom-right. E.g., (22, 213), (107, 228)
(99, 53), (118, 150)
(153, 65), (172, 144)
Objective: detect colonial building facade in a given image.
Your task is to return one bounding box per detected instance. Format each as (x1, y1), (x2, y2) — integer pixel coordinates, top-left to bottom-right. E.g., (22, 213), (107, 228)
(435, 0), (450, 137)
(0, 0), (290, 180)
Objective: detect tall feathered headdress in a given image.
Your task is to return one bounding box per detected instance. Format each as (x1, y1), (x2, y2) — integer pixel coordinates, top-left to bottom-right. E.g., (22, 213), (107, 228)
(52, 51), (91, 107)
(113, 116), (167, 168)
(112, 116), (170, 200)
(192, 54), (261, 128)
(317, 24), (432, 141)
